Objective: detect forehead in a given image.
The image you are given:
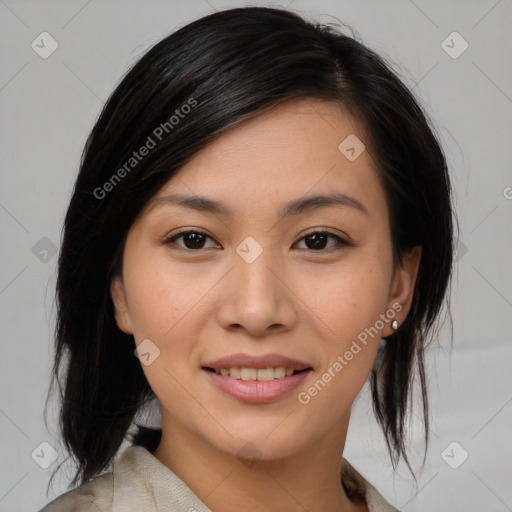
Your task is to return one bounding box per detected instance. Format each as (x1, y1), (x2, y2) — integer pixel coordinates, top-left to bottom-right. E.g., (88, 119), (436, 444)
(183, 98), (364, 172)
(145, 97), (385, 219)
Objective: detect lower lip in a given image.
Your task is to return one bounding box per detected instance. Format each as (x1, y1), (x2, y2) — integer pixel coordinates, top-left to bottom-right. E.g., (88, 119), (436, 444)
(203, 369), (312, 403)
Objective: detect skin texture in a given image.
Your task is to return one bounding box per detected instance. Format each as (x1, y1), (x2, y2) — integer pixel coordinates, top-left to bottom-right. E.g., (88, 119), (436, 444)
(111, 97), (421, 512)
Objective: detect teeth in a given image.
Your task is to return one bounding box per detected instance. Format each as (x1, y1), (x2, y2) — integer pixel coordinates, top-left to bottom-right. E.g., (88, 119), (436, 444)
(229, 367), (241, 379)
(241, 368), (257, 381)
(213, 367), (299, 380)
(257, 368), (275, 381)
(273, 367), (286, 379)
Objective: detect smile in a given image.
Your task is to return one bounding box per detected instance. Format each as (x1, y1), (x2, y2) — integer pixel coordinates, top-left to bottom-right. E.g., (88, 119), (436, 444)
(209, 367), (300, 380)
(202, 367), (312, 403)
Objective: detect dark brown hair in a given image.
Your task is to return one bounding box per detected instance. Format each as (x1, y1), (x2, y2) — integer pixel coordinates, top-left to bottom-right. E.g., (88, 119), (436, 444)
(45, 6), (455, 490)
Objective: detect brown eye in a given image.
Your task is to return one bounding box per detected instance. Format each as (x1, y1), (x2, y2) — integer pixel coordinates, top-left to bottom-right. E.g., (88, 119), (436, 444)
(295, 231), (349, 251)
(165, 230), (219, 250)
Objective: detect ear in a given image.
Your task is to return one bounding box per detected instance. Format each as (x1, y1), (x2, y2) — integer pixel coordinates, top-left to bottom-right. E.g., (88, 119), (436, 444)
(110, 274), (134, 334)
(382, 246), (422, 337)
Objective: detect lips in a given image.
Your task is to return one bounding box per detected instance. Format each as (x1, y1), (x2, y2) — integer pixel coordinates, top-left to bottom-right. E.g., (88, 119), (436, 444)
(201, 352), (313, 403)
(202, 352), (312, 372)
(204, 368), (311, 403)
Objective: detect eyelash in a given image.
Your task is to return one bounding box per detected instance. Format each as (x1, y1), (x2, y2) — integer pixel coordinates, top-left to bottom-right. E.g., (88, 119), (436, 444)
(164, 228), (351, 253)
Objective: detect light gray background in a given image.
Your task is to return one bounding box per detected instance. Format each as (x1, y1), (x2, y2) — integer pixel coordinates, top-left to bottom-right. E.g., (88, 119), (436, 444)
(1, 1), (511, 511)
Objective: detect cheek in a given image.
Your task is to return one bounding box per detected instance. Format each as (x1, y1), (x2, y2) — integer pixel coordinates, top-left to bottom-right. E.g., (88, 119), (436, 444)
(122, 248), (224, 392)
(301, 255), (391, 394)
(123, 249), (208, 340)
(121, 252), (204, 408)
(308, 255), (392, 339)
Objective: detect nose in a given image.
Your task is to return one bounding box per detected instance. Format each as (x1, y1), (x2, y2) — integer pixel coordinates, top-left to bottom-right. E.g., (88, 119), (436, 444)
(215, 250), (298, 337)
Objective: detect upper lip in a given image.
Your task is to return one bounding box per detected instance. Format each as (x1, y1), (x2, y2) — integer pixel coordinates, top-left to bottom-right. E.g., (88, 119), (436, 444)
(202, 353), (312, 371)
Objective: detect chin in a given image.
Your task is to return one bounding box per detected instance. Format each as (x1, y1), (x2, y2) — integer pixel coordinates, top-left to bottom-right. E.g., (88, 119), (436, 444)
(202, 423), (309, 463)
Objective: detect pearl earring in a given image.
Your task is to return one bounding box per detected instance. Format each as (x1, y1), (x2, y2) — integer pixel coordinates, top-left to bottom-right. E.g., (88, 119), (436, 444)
(391, 319), (398, 331)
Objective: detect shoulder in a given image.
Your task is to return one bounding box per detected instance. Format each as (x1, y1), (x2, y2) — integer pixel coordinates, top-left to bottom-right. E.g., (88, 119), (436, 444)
(38, 471), (114, 512)
(37, 444), (209, 512)
(341, 458), (401, 512)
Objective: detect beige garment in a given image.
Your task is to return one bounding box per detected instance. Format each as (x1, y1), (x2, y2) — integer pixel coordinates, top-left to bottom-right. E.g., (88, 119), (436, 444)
(39, 445), (399, 512)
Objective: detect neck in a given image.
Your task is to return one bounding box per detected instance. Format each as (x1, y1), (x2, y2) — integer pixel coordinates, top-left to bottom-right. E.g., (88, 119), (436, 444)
(153, 409), (366, 512)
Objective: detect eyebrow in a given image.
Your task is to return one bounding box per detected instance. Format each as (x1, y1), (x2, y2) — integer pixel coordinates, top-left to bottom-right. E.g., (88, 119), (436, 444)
(148, 191), (369, 217)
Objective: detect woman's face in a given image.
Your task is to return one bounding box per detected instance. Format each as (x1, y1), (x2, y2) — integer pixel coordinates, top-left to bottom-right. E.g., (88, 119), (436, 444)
(111, 97), (420, 461)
